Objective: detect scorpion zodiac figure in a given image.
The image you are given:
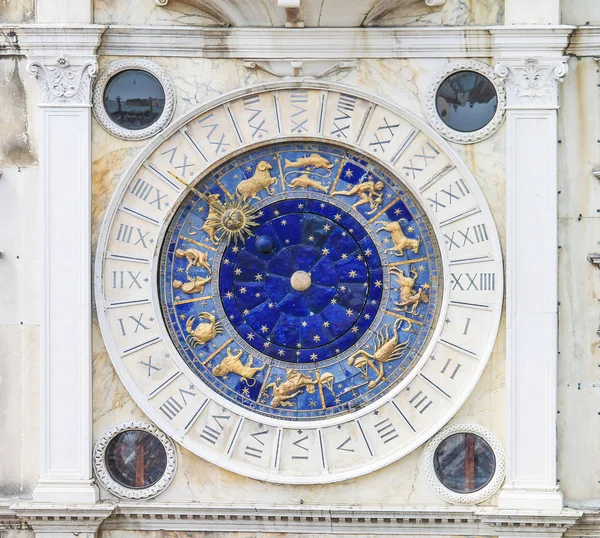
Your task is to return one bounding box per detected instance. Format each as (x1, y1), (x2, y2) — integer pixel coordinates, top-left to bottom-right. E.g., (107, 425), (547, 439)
(186, 312), (223, 347)
(347, 318), (412, 389)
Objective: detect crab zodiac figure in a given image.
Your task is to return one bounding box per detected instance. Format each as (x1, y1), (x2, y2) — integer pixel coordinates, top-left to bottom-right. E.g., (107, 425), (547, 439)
(332, 179), (385, 215)
(265, 369), (317, 408)
(347, 318), (412, 389)
(390, 267), (430, 315)
(186, 312), (223, 347)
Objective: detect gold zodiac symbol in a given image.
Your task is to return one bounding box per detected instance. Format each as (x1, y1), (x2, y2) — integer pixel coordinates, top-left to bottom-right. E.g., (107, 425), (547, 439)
(186, 312), (223, 347)
(377, 218), (421, 256)
(172, 247), (212, 294)
(287, 173), (330, 193)
(390, 267), (430, 315)
(201, 192), (224, 245)
(265, 369), (317, 408)
(236, 161), (277, 201)
(332, 180), (385, 215)
(212, 348), (265, 386)
(284, 154), (334, 170)
(347, 319), (412, 389)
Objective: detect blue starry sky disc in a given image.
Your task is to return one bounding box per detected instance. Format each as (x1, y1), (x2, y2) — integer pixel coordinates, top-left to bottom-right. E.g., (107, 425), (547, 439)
(159, 140), (443, 421)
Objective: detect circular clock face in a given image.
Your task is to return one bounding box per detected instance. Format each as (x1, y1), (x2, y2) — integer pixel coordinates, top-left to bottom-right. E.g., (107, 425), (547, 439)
(95, 83), (503, 483)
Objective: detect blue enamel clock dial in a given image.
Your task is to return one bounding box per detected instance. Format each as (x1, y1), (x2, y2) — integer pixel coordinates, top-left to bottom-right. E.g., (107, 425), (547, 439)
(159, 141), (443, 421)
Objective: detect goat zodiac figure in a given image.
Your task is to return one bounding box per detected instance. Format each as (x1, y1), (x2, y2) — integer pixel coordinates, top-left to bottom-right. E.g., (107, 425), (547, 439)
(390, 267), (430, 315)
(348, 318), (412, 389)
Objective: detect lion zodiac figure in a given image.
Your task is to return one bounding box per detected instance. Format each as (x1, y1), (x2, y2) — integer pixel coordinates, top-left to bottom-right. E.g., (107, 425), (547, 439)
(212, 348), (265, 385)
(348, 318), (412, 389)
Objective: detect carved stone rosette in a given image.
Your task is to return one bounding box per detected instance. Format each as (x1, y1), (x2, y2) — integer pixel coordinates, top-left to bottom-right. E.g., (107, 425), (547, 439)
(495, 58), (568, 108)
(27, 55), (98, 105)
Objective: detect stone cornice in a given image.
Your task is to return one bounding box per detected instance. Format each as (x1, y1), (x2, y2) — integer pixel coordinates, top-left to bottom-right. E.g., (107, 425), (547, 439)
(0, 502), (585, 535)
(0, 24), (588, 60)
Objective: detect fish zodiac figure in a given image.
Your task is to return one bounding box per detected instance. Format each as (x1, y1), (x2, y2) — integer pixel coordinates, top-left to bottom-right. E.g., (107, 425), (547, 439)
(212, 348), (265, 385)
(284, 154), (333, 170)
(332, 180), (385, 215)
(236, 160), (277, 201)
(348, 318), (412, 389)
(377, 218), (421, 256)
(390, 267), (430, 315)
(186, 312), (223, 347)
(265, 369), (317, 408)
(287, 174), (329, 192)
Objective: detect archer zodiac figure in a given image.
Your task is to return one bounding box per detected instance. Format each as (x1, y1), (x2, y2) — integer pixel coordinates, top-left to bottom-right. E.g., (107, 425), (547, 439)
(390, 267), (430, 315)
(347, 318), (412, 389)
(332, 180), (385, 214)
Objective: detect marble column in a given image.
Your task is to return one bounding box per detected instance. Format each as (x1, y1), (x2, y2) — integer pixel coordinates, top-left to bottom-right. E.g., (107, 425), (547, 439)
(22, 25), (104, 503)
(493, 28), (572, 511)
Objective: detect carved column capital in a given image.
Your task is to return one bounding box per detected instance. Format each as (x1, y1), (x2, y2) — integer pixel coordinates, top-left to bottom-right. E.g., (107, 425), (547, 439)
(494, 58), (568, 108)
(27, 55), (98, 105)
(20, 25), (105, 105)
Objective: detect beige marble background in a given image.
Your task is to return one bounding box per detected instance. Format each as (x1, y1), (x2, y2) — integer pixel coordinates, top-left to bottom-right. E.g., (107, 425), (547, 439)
(91, 56), (506, 506)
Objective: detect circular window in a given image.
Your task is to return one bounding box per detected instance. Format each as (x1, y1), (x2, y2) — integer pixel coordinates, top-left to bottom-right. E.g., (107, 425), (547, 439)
(426, 61), (506, 144)
(93, 60), (176, 140)
(433, 432), (496, 493)
(94, 422), (177, 499)
(103, 70), (165, 131)
(105, 429), (167, 488)
(424, 424), (505, 504)
(435, 71), (497, 133)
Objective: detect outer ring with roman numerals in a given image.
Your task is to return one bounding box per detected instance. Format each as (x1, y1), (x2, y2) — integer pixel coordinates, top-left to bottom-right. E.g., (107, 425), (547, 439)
(95, 81), (503, 484)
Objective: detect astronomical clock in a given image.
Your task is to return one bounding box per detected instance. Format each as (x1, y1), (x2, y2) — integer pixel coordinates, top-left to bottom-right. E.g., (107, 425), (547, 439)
(95, 82), (503, 484)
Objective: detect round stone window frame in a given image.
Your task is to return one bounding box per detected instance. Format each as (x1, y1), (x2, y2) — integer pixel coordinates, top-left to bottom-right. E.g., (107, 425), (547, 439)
(423, 423), (505, 505)
(93, 421), (177, 500)
(425, 60), (506, 144)
(92, 59), (176, 140)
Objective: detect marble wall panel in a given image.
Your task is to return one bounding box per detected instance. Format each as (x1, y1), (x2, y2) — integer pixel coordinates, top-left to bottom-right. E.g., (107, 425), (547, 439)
(91, 56), (506, 505)
(562, 0), (600, 25)
(0, 0), (34, 23)
(557, 56), (600, 507)
(92, 0), (503, 27)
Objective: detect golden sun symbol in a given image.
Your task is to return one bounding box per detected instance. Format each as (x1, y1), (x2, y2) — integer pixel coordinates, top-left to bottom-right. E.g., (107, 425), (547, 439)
(168, 170), (259, 246)
(206, 195), (259, 246)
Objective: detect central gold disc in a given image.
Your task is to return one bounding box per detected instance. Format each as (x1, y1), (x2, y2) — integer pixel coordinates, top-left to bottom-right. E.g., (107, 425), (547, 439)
(290, 270), (312, 292)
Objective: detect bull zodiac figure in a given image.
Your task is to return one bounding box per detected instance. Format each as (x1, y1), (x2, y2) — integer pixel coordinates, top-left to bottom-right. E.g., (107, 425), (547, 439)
(377, 218), (421, 256)
(212, 348), (265, 386)
(348, 318), (412, 389)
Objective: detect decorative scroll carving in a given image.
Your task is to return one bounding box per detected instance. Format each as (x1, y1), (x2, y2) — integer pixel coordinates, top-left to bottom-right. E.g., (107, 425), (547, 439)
(27, 56), (97, 105)
(364, 0), (446, 26)
(495, 58), (568, 107)
(242, 59), (356, 79)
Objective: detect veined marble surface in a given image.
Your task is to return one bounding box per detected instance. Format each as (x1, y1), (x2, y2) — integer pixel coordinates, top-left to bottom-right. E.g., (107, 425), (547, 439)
(557, 56), (600, 508)
(91, 56), (506, 504)
(92, 0), (504, 27)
